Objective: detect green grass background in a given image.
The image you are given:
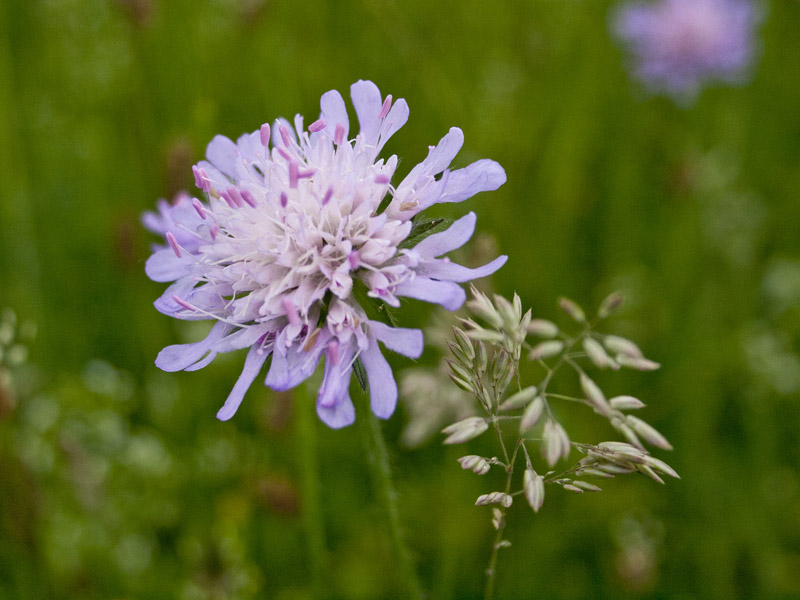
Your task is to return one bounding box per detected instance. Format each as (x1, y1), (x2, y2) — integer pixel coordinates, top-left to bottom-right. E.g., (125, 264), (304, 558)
(1, 0), (799, 598)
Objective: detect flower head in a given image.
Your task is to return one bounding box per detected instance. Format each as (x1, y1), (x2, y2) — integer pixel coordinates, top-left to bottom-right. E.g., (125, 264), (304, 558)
(612, 0), (760, 101)
(144, 80), (506, 428)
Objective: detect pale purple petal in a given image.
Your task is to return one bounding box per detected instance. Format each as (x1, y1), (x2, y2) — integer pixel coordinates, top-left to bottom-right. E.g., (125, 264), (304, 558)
(437, 159), (507, 204)
(212, 323), (277, 353)
(205, 135), (240, 180)
(359, 334), (398, 419)
(414, 255), (508, 283)
(195, 160), (231, 188)
(154, 282), (228, 321)
(317, 390), (355, 429)
(393, 128), (464, 198)
(154, 279), (199, 317)
(416, 127), (464, 176)
(265, 334), (326, 391)
(316, 347), (356, 428)
(367, 321), (424, 359)
(413, 212), (477, 258)
(216, 345), (270, 421)
(145, 249), (195, 282)
(320, 89), (349, 140)
(394, 277), (466, 311)
(236, 131), (264, 165)
(317, 358), (351, 409)
(350, 80), (383, 146)
(155, 322), (231, 372)
(184, 351), (218, 371)
(375, 98), (409, 152)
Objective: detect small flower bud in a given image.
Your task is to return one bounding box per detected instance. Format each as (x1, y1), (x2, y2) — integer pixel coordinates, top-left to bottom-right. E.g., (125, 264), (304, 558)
(499, 386), (538, 411)
(447, 341), (470, 368)
(493, 355), (514, 393)
(580, 467), (615, 479)
(542, 419), (570, 467)
(643, 455), (680, 479)
(475, 492), (513, 508)
(474, 341), (488, 375)
(558, 297), (586, 323)
(492, 508), (504, 530)
(529, 340), (564, 361)
(626, 415), (673, 450)
(442, 417), (489, 445)
(597, 463), (636, 475)
(562, 483), (584, 494)
(527, 319), (559, 338)
(597, 441), (647, 463)
(466, 328), (505, 344)
(448, 373), (474, 393)
(467, 288), (503, 329)
(523, 469), (545, 512)
(616, 422), (644, 449)
(458, 455), (492, 475)
(604, 335), (643, 359)
(519, 396), (545, 434)
(637, 464), (665, 485)
(580, 373), (611, 416)
(452, 327), (475, 361)
(446, 359), (474, 386)
(616, 355), (661, 371)
(512, 293), (523, 321)
(495, 294), (520, 333)
(597, 291), (624, 319)
(519, 309), (532, 340)
(583, 337), (618, 370)
(609, 395), (646, 410)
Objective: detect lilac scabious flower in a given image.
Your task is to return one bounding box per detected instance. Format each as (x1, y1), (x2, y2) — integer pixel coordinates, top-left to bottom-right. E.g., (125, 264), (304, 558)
(143, 80), (506, 428)
(612, 0), (760, 100)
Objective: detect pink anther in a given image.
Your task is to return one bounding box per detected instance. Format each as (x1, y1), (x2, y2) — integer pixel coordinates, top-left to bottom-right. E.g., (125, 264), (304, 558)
(171, 295), (196, 311)
(165, 232), (182, 258)
(334, 123), (346, 146)
(260, 123), (271, 147)
(191, 198), (207, 219)
(240, 189), (258, 207)
(321, 186), (333, 206)
(280, 125), (293, 147)
(308, 118), (326, 133)
(378, 94), (392, 119)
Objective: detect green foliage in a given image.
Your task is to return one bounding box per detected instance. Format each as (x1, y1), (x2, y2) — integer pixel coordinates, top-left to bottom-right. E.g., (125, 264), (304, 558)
(1, 0), (800, 598)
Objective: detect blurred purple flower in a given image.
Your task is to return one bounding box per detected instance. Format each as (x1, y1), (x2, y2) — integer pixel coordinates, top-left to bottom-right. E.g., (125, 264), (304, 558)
(612, 0), (760, 100)
(143, 80), (506, 428)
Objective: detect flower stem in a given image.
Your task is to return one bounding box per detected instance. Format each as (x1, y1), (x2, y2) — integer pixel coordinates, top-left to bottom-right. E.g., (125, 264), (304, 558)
(359, 394), (424, 600)
(296, 385), (327, 597)
(484, 432), (521, 600)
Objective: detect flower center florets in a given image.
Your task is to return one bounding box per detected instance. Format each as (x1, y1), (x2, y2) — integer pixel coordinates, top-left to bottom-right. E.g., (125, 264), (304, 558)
(190, 122), (412, 347)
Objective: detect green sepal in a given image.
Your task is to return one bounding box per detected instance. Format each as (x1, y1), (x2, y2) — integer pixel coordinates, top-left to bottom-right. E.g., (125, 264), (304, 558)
(397, 216), (454, 251)
(351, 279), (399, 327)
(353, 357), (368, 391)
